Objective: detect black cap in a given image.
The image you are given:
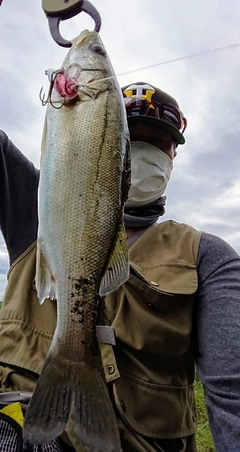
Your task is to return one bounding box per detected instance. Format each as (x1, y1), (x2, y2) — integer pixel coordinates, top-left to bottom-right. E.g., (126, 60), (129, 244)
(122, 82), (186, 145)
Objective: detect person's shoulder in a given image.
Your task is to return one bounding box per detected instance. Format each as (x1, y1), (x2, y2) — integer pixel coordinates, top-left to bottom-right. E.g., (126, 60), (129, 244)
(156, 219), (200, 232)
(155, 219), (202, 240)
(0, 129), (10, 144)
(0, 129), (39, 175)
(152, 220), (202, 261)
(0, 129), (21, 156)
(199, 232), (239, 261)
(157, 222), (239, 259)
(196, 232), (240, 283)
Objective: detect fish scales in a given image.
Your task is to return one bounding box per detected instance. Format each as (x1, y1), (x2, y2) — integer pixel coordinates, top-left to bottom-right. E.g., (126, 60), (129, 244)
(42, 91), (125, 360)
(23, 30), (130, 452)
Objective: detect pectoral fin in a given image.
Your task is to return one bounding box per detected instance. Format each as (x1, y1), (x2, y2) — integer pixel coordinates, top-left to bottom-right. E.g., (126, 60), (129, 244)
(36, 242), (56, 304)
(99, 222), (129, 296)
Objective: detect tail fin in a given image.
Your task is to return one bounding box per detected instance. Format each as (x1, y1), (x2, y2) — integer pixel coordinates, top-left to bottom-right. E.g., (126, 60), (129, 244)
(23, 353), (121, 451)
(67, 369), (122, 452)
(23, 353), (72, 444)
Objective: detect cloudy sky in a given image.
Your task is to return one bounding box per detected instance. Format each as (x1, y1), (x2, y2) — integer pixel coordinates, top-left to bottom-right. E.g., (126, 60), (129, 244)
(0, 0), (240, 295)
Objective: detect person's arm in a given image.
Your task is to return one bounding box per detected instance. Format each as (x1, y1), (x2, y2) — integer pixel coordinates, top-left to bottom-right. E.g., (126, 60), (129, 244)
(195, 232), (240, 452)
(0, 130), (40, 265)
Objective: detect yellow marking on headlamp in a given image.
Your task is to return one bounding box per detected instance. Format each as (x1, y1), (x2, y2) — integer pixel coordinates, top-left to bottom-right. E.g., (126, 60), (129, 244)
(123, 84), (156, 108)
(143, 89), (155, 102)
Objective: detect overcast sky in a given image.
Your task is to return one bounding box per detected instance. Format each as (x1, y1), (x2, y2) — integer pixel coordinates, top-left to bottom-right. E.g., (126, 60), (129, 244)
(0, 0), (240, 295)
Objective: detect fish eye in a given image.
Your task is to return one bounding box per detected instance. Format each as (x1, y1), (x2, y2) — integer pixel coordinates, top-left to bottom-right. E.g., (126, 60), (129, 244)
(90, 44), (106, 56)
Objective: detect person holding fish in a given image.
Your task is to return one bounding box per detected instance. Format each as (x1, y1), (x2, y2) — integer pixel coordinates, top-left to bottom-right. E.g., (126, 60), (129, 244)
(0, 14), (240, 452)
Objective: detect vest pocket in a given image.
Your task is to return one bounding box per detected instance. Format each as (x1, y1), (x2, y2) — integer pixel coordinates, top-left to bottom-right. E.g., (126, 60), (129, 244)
(112, 274), (195, 358)
(150, 437), (187, 452)
(113, 375), (197, 439)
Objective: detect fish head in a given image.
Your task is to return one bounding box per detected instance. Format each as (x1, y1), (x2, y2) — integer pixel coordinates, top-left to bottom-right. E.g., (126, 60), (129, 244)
(51, 30), (118, 103)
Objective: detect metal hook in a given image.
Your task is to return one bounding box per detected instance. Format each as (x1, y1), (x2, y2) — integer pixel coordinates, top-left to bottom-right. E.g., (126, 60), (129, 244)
(39, 86), (49, 106)
(39, 68), (65, 109)
(42, 0), (101, 48)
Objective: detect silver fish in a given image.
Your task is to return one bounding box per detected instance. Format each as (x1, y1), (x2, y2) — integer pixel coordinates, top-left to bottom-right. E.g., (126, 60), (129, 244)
(23, 30), (130, 451)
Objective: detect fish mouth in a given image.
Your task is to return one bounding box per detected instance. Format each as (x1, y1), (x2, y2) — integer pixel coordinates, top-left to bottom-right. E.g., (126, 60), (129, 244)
(71, 29), (100, 47)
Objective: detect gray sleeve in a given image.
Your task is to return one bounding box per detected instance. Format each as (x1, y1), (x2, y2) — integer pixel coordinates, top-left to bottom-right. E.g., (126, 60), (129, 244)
(0, 130), (40, 265)
(195, 232), (240, 452)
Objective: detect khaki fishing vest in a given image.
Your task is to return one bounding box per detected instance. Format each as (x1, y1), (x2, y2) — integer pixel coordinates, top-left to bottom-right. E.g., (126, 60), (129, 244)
(101, 220), (202, 439)
(0, 220), (202, 439)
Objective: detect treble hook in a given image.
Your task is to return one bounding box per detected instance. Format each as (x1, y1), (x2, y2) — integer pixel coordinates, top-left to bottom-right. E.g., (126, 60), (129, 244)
(39, 68), (65, 109)
(42, 0), (102, 48)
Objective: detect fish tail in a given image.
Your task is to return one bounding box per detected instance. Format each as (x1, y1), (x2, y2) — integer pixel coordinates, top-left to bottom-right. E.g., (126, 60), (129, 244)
(67, 367), (122, 452)
(23, 355), (121, 451)
(23, 353), (73, 445)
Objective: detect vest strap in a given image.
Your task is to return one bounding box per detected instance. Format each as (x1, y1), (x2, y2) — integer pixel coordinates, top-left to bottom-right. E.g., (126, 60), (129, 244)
(96, 325), (116, 345)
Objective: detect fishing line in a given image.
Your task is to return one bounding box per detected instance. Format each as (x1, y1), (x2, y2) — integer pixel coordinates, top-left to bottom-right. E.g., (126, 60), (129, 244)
(42, 42), (240, 105)
(115, 42), (240, 77)
(86, 42), (240, 86)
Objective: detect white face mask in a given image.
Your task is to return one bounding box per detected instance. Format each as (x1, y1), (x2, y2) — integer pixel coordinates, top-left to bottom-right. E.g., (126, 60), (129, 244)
(125, 141), (173, 208)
